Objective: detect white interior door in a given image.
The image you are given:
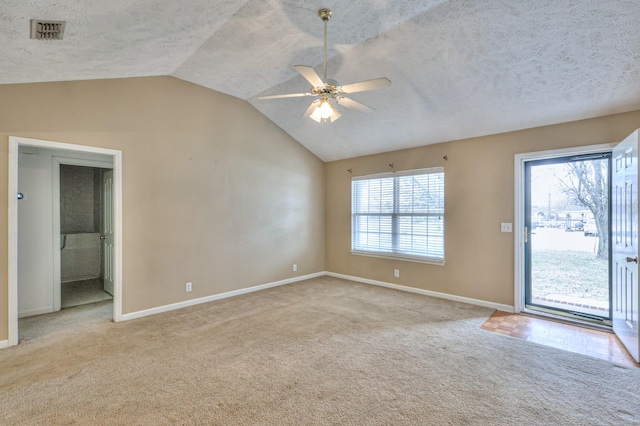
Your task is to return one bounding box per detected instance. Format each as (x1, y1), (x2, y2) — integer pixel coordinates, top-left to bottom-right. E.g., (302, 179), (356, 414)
(102, 170), (114, 296)
(612, 130), (640, 362)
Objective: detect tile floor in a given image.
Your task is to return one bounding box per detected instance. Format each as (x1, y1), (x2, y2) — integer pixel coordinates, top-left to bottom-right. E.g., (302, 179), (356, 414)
(481, 310), (639, 368)
(61, 278), (113, 308)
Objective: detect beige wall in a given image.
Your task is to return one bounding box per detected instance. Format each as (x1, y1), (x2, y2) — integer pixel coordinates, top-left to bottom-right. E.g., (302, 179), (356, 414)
(325, 110), (640, 307)
(0, 76), (325, 341)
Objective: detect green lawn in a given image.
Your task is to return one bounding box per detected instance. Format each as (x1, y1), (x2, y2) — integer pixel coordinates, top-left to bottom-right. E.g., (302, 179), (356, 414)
(531, 249), (608, 301)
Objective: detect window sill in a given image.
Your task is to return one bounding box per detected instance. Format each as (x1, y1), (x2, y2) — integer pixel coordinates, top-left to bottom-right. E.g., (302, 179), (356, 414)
(350, 250), (445, 266)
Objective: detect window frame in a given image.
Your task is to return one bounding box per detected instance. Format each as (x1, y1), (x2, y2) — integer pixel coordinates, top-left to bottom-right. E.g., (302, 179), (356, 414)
(350, 167), (445, 265)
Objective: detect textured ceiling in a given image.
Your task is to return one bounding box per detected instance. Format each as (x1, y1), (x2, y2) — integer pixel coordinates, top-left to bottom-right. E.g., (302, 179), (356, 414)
(1, 1), (639, 161)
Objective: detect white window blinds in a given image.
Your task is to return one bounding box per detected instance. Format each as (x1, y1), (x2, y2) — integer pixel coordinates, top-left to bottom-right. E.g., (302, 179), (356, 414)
(351, 167), (444, 262)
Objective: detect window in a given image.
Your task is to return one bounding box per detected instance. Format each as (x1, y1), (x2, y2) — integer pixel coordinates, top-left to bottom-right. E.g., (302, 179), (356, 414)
(351, 167), (444, 264)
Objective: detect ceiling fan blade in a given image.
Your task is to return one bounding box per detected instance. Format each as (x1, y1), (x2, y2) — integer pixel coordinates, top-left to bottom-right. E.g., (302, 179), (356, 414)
(257, 92), (313, 100)
(338, 77), (391, 94)
(294, 65), (324, 88)
(302, 100), (321, 119)
(336, 97), (373, 113)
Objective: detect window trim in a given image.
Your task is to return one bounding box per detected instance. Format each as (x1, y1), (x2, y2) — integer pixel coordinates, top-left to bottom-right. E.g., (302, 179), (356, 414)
(350, 249), (446, 265)
(351, 167), (445, 265)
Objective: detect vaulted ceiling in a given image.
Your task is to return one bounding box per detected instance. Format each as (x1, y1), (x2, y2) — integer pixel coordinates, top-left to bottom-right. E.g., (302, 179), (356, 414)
(2, 1), (639, 161)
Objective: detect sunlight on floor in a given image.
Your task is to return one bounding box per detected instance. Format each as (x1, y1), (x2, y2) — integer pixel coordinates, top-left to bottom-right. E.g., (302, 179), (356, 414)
(481, 311), (638, 368)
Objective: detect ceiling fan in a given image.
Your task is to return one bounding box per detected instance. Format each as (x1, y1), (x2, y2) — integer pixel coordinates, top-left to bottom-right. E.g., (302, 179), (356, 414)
(258, 8), (391, 123)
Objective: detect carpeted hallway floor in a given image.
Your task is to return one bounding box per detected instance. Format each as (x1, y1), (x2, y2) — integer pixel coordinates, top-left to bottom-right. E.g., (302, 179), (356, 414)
(2, 276), (639, 425)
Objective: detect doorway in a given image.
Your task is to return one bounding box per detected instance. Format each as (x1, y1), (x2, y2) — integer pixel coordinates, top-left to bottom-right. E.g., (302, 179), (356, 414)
(58, 163), (114, 310)
(516, 134), (640, 363)
(8, 137), (123, 347)
(524, 153), (612, 324)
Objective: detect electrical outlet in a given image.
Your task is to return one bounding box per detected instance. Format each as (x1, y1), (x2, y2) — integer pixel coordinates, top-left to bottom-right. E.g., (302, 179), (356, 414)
(293, 264), (298, 272)
(394, 269), (400, 277)
(185, 282), (192, 292)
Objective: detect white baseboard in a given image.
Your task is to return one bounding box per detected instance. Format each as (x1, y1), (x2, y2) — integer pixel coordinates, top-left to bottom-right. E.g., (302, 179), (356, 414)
(0, 340), (9, 349)
(121, 272), (325, 322)
(122, 270), (513, 322)
(326, 272), (514, 313)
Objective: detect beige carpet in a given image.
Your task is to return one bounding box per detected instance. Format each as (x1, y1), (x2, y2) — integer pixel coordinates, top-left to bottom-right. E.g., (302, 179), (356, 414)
(2, 276), (639, 425)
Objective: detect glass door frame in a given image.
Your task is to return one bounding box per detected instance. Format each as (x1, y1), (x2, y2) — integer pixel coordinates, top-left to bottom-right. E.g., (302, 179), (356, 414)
(513, 143), (616, 320)
(523, 152), (613, 323)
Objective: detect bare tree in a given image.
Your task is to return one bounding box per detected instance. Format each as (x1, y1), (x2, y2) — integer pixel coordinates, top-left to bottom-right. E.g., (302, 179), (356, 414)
(557, 160), (608, 259)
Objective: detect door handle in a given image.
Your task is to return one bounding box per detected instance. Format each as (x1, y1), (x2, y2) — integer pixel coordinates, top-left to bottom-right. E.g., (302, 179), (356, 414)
(524, 227), (536, 243)
(626, 256), (638, 264)
(100, 235), (106, 240)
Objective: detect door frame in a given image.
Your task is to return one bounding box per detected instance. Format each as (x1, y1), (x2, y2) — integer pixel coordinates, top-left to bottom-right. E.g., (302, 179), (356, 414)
(514, 143), (615, 313)
(8, 136), (123, 347)
(53, 156), (114, 311)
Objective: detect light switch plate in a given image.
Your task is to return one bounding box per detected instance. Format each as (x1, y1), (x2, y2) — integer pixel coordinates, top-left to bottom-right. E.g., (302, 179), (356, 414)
(501, 223), (513, 233)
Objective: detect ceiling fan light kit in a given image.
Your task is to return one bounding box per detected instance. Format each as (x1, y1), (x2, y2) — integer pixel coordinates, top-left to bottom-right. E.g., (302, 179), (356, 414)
(258, 8), (391, 123)
(309, 99), (340, 123)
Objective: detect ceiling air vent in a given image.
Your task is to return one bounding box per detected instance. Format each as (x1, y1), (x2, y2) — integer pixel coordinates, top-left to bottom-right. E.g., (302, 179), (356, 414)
(30, 20), (66, 40)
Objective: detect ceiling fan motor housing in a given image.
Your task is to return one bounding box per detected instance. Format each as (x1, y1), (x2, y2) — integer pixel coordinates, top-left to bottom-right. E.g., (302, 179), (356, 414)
(312, 78), (339, 98)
